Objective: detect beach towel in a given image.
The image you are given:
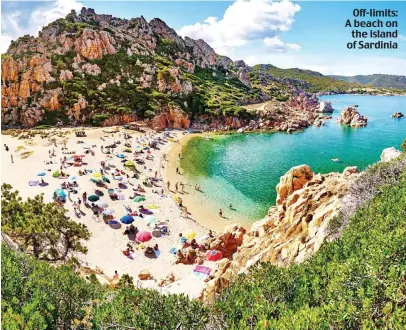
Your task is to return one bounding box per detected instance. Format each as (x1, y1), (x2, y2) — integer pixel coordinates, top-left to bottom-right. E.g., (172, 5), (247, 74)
(193, 272), (209, 280)
(29, 181), (40, 186)
(193, 265), (212, 275)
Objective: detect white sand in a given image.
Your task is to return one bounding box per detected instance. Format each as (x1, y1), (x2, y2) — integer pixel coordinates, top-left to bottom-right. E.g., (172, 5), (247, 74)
(1, 127), (217, 298)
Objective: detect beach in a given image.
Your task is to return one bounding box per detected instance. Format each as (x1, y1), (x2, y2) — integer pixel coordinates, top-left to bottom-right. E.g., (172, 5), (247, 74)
(1, 127), (219, 298)
(162, 133), (246, 232)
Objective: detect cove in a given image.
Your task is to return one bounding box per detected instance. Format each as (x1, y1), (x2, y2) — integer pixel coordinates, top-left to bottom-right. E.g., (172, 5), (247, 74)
(180, 95), (406, 227)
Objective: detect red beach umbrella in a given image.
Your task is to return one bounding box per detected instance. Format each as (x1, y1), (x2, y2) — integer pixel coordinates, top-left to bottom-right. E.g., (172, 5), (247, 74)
(206, 250), (223, 261)
(136, 231), (152, 242)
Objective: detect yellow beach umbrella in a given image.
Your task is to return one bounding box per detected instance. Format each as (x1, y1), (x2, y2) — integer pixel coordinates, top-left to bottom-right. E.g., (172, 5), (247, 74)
(93, 172), (102, 178)
(125, 160), (135, 167)
(184, 231), (196, 240)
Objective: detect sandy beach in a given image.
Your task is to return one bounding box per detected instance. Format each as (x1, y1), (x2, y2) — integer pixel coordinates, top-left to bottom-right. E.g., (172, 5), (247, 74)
(162, 133), (250, 232)
(1, 127), (220, 298)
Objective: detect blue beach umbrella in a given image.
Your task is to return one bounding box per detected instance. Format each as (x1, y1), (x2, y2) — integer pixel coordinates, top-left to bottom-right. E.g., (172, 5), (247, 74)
(68, 175), (77, 181)
(37, 172), (46, 176)
(116, 153), (126, 159)
(120, 215), (134, 224)
(54, 189), (67, 199)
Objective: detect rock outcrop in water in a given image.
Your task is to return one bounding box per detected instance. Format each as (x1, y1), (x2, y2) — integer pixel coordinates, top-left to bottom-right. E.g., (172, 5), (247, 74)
(203, 164), (358, 301)
(392, 112), (404, 118)
(337, 106), (368, 127)
(319, 101), (334, 113)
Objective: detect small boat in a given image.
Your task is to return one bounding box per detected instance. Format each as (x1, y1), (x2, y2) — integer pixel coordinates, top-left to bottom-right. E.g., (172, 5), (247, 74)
(332, 158), (340, 162)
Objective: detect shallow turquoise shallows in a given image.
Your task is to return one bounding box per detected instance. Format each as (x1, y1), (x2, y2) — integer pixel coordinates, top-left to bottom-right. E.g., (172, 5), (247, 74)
(181, 95), (406, 223)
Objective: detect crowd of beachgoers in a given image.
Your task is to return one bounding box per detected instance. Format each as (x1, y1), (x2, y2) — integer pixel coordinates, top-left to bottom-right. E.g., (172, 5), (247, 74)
(1, 127), (222, 297)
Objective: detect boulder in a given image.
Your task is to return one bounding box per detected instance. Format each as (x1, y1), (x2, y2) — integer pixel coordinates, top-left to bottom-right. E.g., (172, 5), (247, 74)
(392, 112), (404, 118)
(343, 166), (358, 176)
(206, 225), (246, 258)
(138, 269), (153, 281)
(380, 147), (402, 162)
(319, 101), (334, 113)
(337, 106), (367, 127)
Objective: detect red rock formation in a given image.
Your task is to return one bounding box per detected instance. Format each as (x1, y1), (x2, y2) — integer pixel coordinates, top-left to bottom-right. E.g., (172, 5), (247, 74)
(151, 108), (190, 129)
(202, 165), (358, 301)
(74, 29), (116, 60)
(102, 114), (136, 126)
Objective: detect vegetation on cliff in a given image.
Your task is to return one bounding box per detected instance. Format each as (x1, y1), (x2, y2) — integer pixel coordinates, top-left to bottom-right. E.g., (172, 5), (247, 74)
(3, 7), (381, 129)
(329, 73), (406, 90)
(2, 154), (405, 329)
(250, 65), (355, 94)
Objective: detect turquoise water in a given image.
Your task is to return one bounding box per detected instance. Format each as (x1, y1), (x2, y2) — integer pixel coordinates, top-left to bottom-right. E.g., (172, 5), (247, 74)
(181, 95), (406, 224)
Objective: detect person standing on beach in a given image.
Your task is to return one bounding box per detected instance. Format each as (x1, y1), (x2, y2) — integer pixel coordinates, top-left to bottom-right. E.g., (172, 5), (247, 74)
(10, 154), (13, 163)
(167, 181), (170, 190)
(219, 209), (223, 218)
(175, 182), (178, 191)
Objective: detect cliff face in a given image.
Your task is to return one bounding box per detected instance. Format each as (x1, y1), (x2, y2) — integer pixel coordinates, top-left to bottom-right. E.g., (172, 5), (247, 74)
(1, 7), (320, 129)
(203, 164), (358, 300)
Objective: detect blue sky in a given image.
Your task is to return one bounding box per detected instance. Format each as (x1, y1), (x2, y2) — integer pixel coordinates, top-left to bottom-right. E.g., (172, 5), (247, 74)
(2, 1), (406, 75)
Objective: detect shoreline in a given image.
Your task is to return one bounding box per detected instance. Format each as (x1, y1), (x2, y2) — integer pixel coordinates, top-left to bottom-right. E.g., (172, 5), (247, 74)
(162, 132), (258, 232)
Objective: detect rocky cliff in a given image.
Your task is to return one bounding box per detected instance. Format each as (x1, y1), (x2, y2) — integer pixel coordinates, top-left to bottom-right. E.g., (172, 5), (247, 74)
(203, 164), (359, 301)
(1, 7), (325, 130)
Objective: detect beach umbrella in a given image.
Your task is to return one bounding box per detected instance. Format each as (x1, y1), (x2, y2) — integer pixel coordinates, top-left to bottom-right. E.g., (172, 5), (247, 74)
(37, 172), (46, 176)
(52, 170), (60, 178)
(90, 178), (99, 184)
(169, 247), (179, 255)
(88, 195), (99, 202)
(120, 215), (134, 224)
(184, 231), (196, 240)
(116, 153), (126, 159)
(54, 189), (67, 199)
(103, 208), (115, 215)
(125, 160), (135, 167)
(93, 172), (102, 178)
(145, 215), (157, 224)
(108, 220), (121, 229)
(133, 196), (146, 203)
(114, 176), (123, 181)
(68, 175), (77, 181)
(102, 176), (110, 183)
(95, 201), (108, 208)
(136, 231), (152, 242)
(206, 250), (223, 261)
(108, 188), (115, 194)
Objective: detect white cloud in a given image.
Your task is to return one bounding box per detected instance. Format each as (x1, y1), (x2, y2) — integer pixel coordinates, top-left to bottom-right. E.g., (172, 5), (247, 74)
(178, 0), (301, 55)
(263, 36), (300, 52)
(1, 0), (83, 53)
